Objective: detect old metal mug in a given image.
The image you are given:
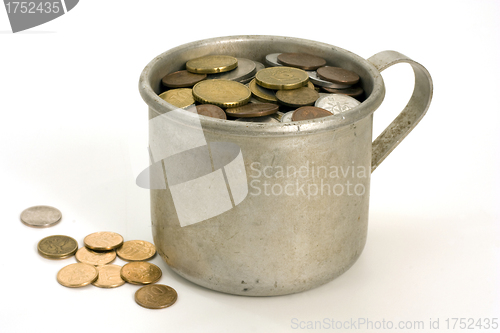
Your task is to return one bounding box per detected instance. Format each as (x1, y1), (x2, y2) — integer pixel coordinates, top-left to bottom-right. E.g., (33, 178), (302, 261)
(138, 35), (433, 296)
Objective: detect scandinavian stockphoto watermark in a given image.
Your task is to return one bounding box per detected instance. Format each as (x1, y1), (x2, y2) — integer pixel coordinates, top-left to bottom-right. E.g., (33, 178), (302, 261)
(3, 0), (79, 33)
(249, 161), (367, 199)
(291, 317), (499, 330)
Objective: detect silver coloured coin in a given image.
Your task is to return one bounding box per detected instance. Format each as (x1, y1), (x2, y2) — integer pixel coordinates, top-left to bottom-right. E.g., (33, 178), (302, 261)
(270, 111), (285, 122)
(248, 96), (265, 104)
(281, 111), (295, 123)
(254, 61), (265, 72)
(239, 76), (253, 84)
(207, 58), (256, 81)
(265, 53), (282, 67)
(307, 71), (353, 89)
(20, 205), (62, 228)
(234, 115), (280, 123)
(239, 61), (265, 84)
(315, 94), (360, 115)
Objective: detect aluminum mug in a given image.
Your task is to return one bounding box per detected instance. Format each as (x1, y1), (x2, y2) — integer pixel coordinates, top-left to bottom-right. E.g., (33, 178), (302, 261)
(138, 35), (433, 296)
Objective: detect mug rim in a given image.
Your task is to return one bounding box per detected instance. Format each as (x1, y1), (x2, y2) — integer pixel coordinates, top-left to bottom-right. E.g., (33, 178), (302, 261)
(139, 35), (385, 136)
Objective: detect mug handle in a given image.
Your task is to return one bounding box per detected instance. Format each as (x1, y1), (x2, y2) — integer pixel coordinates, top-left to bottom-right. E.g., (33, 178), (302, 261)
(367, 50), (433, 172)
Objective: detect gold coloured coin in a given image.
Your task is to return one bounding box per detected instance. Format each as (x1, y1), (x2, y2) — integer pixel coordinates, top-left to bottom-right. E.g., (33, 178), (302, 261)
(186, 55), (238, 74)
(135, 284), (178, 309)
(57, 263), (98, 288)
(275, 86), (319, 108)
(20, 205), (61, 228)
(249, 79), (314, 103)
(84, 231), (123, 251)
(158, 88), (194, 108)
(248, 78), (277, 103)
(192, 80), (251, 108)
(225, 103), (279, 118)
(116, 240), (156, 262)
(75, 247), (116, 266)
(37, 235), (78, 259)
(120, 262), (162, 285)
(92, 265), (125, 288)
(255, 67), (309, 90)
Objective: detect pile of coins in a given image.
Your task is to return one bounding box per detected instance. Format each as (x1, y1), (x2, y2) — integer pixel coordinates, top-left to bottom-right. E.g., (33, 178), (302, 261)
(23, 206), (177, 309)
(158, 52), (364, 123)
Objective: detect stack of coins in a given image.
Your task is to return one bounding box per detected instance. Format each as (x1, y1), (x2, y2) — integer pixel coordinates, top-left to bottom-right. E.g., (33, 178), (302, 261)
(158, 51), (364, 122)
(34, 227), (177, 309)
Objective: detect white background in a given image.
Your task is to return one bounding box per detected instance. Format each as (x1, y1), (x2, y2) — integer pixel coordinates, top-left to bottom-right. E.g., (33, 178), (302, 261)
(1, 1), (499, 332)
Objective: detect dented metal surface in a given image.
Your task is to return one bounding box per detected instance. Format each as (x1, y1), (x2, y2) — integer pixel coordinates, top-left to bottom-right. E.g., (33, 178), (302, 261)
(138, 35), (432, 296)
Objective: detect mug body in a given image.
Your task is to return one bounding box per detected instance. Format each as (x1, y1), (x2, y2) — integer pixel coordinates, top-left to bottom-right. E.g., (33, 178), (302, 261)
(139, 35), (385, 296)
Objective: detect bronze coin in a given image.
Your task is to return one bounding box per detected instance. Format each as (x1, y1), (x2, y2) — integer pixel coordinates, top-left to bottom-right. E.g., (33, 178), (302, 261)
(225, 103), (279, 118)
(120, 262), (162, 285)
(194, 104), (227, 119)
(135, 284), (178, 309)
(321, 85), (364, 98)
(84, 231), (124, 251)
(57, 263), (98, 288)
(292, 106), (332, 121)
(92, 264), (125, 288)
(277, 53), (327, 71)
(38, 235), (78, 259)
(116, 240), (156, 261)
(161, 70), (206, 88)
(75, 247), (116, 266)
(316, 66), (360, 85)
(275, 87), (319, 108)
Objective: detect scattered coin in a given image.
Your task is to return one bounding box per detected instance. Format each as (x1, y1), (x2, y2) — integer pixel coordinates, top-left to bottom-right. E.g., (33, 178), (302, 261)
(192, 79), (251, 108)
(276, 86), (319, 108)
(57, 263), (98, 288)
(255, 67), (309, 90)
(316, 66), (360, 86)
(84, 231), (124, 251)
(207, 58), (256, 82)
(20, 205), (61, 228)
(321, 85), (364, 99)
(265, 53), (282, 67)
(135, 284), (178, 309)
(158, 88), (194, 109)
(75, 247), (116, 266)
(186, 55), (238, 74)
(315, 94), (360, 115)
(116, 240), (157, 261)
(161, 70), (206, 88)
(120, 262), (162, 285)
(292, 106), (333, 121)
(226, 103), (279, 118)
(38, 235), (78, 259)
(92, 264), (125, 288)
(234, 116), (280, 123)
(277, 53), (326, 71)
